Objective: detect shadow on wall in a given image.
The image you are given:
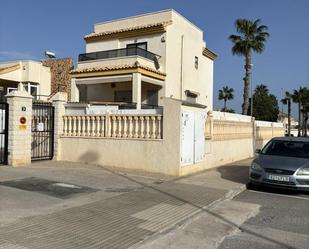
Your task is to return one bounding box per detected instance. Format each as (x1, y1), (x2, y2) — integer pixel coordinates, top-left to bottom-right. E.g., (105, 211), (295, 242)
(217, 164), (250, 185)
(78, 151), (100, 165)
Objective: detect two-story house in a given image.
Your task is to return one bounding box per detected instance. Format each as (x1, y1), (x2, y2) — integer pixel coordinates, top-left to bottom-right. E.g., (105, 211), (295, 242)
(70, 9), (216, 111)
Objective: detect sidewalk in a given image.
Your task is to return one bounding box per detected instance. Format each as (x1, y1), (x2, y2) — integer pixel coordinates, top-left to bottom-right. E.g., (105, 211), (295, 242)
(0, 159), (251, 249)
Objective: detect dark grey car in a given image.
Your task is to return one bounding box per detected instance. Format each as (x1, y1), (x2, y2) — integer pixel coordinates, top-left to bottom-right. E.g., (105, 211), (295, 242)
(250, 137), (309, 191)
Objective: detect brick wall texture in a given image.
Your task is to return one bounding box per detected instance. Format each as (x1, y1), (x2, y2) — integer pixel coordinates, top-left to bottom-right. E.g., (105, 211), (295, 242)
(42, 58), (73, 100)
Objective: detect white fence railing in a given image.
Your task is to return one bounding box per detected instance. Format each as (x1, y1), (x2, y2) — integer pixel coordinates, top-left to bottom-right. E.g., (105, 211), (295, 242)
(62, 114), (163, 139)
(205, 111), (285, 141)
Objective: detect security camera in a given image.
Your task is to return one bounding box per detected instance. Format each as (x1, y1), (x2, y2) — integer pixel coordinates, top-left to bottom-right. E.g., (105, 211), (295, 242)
(45, 51), (56, 58)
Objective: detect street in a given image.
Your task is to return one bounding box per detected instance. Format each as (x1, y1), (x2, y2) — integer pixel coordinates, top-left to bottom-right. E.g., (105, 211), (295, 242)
(0, 159), (308, 249)
(219, 187), (309, 249)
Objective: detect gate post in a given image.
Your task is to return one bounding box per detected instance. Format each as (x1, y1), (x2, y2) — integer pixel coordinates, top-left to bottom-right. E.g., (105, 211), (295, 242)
(6, 84), (33, 166)
(52, 92), (67, 160)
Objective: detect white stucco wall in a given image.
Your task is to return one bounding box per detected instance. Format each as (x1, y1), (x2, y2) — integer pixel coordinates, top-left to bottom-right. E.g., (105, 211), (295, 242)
(93, 10), (173, 33)
(165, 11), (213, 108)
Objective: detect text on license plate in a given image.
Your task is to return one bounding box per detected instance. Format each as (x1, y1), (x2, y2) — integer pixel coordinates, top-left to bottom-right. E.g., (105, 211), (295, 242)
(268, 174), (289, 182)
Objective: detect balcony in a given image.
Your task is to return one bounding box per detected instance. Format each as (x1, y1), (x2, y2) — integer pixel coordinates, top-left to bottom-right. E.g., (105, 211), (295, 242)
(78, 47), (160, 63)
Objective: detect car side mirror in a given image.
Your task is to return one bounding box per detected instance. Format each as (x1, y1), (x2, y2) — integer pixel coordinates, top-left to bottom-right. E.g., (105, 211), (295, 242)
(255, 149), (261, 154)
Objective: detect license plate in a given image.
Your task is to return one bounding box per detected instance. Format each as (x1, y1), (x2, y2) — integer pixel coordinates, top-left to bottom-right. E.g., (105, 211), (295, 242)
(268, 174), (289, 182)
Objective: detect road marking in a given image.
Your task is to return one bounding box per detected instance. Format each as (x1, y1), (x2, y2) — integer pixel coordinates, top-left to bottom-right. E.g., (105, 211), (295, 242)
(247, 190), (309, 200)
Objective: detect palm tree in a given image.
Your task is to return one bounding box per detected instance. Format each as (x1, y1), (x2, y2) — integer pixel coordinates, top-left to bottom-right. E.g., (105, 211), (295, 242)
(229, 19), (269, 115)
(302, 89), (309, 136)
(218, 86), (234, 112)
(281, 91), (292, 136)
(302, 105), (309, 137)
(292, 87), (308, 136)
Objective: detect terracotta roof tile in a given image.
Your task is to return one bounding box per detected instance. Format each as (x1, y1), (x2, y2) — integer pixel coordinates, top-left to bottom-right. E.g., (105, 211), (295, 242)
(70, 62), (165, 76)
(0, 64), (20, 75)
(84, 21), (172, 40)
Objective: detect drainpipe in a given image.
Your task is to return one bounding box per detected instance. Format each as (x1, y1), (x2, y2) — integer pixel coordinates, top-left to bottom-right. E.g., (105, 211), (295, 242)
(180, 35), (184, 101)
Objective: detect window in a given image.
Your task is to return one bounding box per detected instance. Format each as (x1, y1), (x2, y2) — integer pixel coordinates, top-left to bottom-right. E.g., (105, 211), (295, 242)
(126, 42), (147, 51)
(146, 90), (158, 106)
(195, 56), (199, 69)
(126, 42), (148, 57)
(7, 87), (17, 94)
(114, 91), (132, 103)
(22, 83), (38, 99)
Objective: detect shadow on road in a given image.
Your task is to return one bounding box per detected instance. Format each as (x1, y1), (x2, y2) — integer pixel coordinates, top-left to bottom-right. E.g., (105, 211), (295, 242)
(217, 164), (250, 185)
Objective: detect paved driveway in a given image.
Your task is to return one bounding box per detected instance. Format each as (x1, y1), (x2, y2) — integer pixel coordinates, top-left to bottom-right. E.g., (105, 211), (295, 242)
(0, 160), (249, 249)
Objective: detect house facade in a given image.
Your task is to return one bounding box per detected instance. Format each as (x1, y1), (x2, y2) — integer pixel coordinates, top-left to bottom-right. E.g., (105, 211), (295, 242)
(70, 9), (216, 111)
(0, 60), (51, 101)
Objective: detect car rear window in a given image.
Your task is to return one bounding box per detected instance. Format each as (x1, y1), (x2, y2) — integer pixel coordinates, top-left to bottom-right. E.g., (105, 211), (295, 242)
(261, 140), (309, 158)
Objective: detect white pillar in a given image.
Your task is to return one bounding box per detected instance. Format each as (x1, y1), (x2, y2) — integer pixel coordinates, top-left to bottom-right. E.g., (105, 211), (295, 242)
(52, 92), (67, 160)
(6, 87), (33, 166)
(132, 73), (142, 110)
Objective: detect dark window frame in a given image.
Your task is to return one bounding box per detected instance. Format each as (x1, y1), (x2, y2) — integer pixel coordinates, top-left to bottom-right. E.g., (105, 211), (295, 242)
(126, 42), (148, 51)
(195, 56), (199, 69)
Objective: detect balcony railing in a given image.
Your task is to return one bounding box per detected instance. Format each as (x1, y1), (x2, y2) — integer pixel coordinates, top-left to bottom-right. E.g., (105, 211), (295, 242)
(78, 47), (160, 62)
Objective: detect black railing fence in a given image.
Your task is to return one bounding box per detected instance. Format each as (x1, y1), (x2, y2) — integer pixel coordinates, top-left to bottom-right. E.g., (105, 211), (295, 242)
(78, 47), (160, 62)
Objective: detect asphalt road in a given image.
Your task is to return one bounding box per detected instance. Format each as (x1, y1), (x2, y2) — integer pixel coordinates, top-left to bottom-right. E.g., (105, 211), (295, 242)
(219, 186), (309, 249)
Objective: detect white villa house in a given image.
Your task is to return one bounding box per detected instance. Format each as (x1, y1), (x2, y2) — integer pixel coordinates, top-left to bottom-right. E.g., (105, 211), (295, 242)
(70, 9), (217, 112)
(1, 9), (285, 176)
(0, 60), (51, 101)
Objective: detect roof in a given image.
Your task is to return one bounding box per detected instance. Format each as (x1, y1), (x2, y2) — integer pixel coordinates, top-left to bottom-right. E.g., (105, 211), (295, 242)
(70, 61), (166, 80)
(202, 47), (217, 60)
(71, 62), (164, 75)
(0, 64), (20, 75)
(84, 21), (172, 42)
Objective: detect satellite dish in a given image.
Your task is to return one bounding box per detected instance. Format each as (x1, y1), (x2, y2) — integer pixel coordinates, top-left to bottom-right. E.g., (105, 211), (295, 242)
(45, 51), (56, 58)
(153, 56), (160, 70)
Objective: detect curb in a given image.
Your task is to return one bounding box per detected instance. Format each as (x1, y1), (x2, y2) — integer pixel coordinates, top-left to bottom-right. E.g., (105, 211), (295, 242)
(130, 183), (247, 249)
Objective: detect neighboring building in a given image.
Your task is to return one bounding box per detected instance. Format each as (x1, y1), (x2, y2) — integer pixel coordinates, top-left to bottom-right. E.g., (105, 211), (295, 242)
(0, 60), (51, 101)
(277, 111), (298, 130)
(70, 9), (216, 110)
(0, 58), (74, 102)
(42, 58), (73, 100)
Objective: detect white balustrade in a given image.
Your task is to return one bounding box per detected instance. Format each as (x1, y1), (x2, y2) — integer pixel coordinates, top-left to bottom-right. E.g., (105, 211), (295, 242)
(62, 114), (163, 139)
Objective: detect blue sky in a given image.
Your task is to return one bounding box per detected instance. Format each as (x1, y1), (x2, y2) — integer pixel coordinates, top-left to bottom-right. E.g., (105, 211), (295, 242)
(1, 0), (308, 115)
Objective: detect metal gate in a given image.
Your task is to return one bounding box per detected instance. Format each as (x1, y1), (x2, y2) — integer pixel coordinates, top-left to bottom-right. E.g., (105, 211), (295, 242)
(0, 102), (8, 165)
(31, 102), (54, 160)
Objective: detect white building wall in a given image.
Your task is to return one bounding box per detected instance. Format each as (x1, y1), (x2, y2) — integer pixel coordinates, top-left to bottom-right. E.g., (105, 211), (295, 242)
(165, 11), (213, 108)
(86, 40), (119, 53)
(93, 10), (173, 33)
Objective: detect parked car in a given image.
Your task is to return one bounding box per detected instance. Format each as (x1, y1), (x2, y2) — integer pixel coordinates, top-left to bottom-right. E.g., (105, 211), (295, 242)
(250, 137), (309, 191)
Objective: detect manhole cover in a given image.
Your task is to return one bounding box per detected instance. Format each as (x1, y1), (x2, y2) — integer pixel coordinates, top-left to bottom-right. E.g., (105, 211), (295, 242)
(0, 177), (96, 198)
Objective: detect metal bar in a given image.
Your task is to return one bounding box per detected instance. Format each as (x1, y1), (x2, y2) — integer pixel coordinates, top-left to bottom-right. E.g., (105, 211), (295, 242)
(31, 102), (54, 161)
(0, 102), (9, 165)
(78, 47), (160, 62)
